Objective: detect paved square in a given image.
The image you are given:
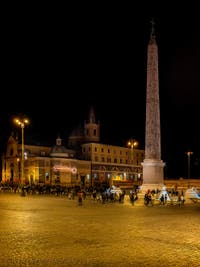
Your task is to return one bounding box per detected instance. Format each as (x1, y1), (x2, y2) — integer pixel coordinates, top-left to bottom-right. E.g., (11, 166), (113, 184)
(0, 193), (199, 266)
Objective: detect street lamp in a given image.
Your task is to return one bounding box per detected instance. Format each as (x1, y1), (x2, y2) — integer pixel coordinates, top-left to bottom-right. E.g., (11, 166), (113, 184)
(14, 117), (29, 185)
(127, 139), (139, 182)
(127, 139), (138, 164)
(186, 151), (193, 179)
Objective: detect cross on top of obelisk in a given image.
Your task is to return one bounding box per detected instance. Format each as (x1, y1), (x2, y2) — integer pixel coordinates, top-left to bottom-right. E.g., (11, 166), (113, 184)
(150, 18), (156, 39)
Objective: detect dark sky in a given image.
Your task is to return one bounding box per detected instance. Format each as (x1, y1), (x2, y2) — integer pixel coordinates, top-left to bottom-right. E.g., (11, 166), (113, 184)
(1, 4), (200, 178)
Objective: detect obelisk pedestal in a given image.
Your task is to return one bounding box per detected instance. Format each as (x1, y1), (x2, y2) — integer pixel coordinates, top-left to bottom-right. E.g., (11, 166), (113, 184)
(141, 159), (165, 192)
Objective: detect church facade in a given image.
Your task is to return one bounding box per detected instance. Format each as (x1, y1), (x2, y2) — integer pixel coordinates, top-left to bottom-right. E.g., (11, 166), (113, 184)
(1, 107), (144, 189)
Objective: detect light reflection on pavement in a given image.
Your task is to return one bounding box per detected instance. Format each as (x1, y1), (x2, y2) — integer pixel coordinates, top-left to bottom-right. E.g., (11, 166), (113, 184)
(0, 193), (200, 267)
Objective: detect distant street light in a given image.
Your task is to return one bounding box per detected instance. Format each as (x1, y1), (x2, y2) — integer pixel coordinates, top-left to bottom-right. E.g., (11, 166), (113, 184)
(186, 151), (193, 179)
(127, 139), (138, 164)
(14, 117), (29, 185)
(127, 139), (139, 181)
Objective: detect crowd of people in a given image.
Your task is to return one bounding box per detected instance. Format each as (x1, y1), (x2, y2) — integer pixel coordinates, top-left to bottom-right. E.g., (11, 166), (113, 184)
(0, 182), (191, 207)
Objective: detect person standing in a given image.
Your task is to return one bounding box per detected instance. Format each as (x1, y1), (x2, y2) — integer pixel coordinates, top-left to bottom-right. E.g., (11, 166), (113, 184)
(77, 190), (83, 206)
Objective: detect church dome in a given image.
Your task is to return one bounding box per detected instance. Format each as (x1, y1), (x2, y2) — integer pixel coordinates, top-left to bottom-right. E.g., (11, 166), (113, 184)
(50, 135), (75, 158)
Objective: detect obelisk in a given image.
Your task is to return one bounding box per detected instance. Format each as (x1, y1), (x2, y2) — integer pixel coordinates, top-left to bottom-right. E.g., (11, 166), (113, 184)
(141, 19), (165, 192)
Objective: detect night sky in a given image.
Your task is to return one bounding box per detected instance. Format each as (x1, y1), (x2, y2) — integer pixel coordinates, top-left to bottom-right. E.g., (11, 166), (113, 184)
(1, 4), (200, 178)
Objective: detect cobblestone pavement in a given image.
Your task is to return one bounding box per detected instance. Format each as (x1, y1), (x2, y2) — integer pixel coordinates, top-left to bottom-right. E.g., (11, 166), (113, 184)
(0, 193), (200, 267)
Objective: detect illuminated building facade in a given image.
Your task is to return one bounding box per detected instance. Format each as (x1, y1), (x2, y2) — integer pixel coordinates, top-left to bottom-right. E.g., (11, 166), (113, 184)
(82, 143), (144, 187)
(1, 134), (91, 187)
(1, 108), (144, 188)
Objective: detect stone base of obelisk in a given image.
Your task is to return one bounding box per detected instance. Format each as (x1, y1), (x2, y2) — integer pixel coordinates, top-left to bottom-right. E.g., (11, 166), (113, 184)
(141, 159), (165, 193)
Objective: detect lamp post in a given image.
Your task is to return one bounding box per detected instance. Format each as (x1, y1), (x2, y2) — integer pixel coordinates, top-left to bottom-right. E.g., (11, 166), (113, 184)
(127, 139), (138, 181)
(186, 151), (193, 179)
(14, 118), (29, 186)
(127, 139), (138, 164)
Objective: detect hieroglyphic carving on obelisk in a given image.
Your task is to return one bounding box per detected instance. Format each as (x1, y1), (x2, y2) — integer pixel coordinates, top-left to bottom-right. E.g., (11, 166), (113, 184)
(141, 19), (165, 191)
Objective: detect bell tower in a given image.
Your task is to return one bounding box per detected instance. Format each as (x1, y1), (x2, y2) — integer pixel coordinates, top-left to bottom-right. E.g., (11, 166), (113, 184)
(84, 106), (100, 143)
